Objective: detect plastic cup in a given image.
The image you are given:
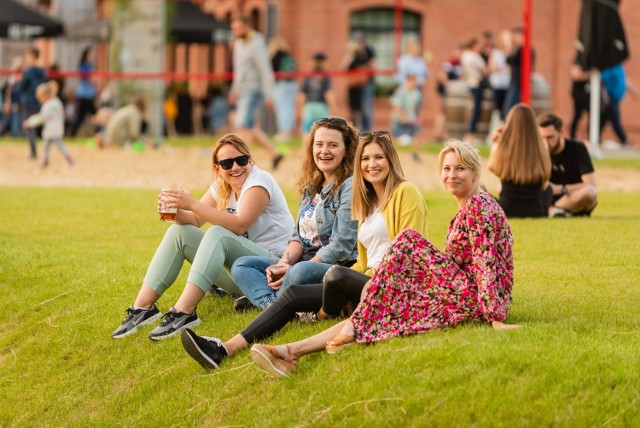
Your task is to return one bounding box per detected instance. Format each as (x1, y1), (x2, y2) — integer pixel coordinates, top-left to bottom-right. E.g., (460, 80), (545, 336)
(159, 188), (177, 222)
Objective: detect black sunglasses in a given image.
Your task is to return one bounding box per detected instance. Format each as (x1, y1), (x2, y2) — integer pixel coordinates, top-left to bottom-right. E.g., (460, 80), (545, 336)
(316, 117), (348, 127)
(217, 155), (250, 170)
(359, 130), (391, 139)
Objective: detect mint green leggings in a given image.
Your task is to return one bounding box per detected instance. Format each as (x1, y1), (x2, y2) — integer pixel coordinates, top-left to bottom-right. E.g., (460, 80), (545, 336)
(143, 224), (275, 296)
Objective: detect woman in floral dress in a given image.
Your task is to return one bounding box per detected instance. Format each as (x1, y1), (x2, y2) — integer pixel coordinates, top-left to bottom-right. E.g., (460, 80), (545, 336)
(251, 139), (519, 377)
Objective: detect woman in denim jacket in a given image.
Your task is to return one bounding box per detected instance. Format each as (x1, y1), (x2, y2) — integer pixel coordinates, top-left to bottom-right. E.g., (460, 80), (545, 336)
(231, 118), (359, 309)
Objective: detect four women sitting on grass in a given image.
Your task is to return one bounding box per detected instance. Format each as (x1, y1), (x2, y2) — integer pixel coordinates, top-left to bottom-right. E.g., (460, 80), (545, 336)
(112, 119), (519, 380)
(180, 127), (429, 369)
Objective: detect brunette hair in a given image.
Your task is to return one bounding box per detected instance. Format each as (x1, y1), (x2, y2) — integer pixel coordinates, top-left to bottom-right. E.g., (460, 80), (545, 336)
(351, 132), (406, 222)
(211, 134), (253, 210)
(537, 112), (563, 132)
(296, 119), (358, 198)
(488, 103), (551, 186)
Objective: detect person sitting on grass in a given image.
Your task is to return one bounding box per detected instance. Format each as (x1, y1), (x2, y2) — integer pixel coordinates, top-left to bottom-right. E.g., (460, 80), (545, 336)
(537, 112), (597, 218)
(111, 134), (294, 340)
(249, 139), (518, 378)
(101, 94), (146, 148)
(488, 103), (551, 218)
(180, 130), (428, 370)
(23, 81), (74, 168)
(230, 118), (359, 311)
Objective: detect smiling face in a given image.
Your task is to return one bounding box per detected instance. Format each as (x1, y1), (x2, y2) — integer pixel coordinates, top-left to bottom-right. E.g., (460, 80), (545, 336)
(215, 144), (252, 190)
(441, 151), (478, 202)
(312, 127), (346, 182)
(360, 142), (390, 190)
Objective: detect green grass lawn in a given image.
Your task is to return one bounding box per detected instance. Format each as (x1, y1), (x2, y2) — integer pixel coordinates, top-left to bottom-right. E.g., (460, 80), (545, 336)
(1, 187), (639, 426)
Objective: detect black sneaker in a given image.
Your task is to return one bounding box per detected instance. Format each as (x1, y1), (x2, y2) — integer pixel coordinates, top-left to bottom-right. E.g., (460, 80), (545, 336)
(181, 328), (228, 370)
(234, 296), (256, 312)
(148, 307), (201, 341)
(112, 304), (162, 339)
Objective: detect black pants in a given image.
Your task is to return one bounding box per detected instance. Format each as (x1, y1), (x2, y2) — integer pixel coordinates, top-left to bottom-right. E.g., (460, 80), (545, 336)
(240, 266), (370, 343)
(70, 97), (96, 137)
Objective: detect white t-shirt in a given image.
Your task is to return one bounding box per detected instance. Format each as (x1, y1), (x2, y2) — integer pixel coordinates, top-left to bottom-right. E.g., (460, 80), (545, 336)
(358, 208), (390, 269)
(210, 165), (293, 253)
(461, 50), (486, 88)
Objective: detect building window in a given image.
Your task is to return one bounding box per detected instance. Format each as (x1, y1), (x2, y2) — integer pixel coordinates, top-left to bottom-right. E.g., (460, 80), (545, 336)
(350, 8), (421, 93)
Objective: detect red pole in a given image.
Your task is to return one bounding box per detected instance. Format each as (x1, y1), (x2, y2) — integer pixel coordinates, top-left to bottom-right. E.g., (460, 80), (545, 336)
(521, 0), (532, 105)
(394, 0), (403, 61)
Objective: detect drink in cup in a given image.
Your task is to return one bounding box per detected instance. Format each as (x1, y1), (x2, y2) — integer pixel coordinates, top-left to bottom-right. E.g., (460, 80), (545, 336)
(159, 188), (178, 222)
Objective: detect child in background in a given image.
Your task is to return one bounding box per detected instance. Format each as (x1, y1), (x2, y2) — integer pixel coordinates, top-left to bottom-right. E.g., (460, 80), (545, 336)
(299, 52), (335, 134)
(24, 81), (74, 167)
(391, 73), (422, 162)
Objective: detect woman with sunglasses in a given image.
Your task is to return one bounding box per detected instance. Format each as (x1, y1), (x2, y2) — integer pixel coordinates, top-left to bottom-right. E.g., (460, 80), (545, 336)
(180, 130), (429, 370)
(112, 134), (294, 340)
(231, 117), (359, 310)
(250, 140), (517, 378)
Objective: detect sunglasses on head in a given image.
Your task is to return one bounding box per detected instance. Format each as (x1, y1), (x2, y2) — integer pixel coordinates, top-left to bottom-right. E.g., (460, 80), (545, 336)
(316, 117), (348, 127)
(359, 130), (391, 139)
(217, 155), (250, 170)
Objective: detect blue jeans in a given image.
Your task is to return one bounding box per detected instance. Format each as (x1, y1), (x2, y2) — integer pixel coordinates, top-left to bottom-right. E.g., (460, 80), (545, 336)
(231, 256), (333, 309)
(235, 91), (264, 129)
(361, 80), (375, 131)
(274, 80), (297, 134)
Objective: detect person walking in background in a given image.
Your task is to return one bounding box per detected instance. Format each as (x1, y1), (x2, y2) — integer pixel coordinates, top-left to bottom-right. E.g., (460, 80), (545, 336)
(600, 62), (638, 149)
(299, 52), (335, 134)
(23, 81), (73, 168)
(180, 129), (428, 371)
(503, 27), (535, 118)
(355, 31), (376, 132)
(488, 30), (512, 121)
(1, 57), (24, 138)
(538, 113), (597, 218)
(69, 47), (97, 137)
(460, 37), (487, 143)
(569, 59), (600, 140)
(390, 74), (422, 162)
(488, 103), (551, 218)
(229, 16), (283, 169)
(269, 36), (298, 142)
(249, 140), (516, 378)
(18, 47), (47, 159)
(343, 40), (366, 130)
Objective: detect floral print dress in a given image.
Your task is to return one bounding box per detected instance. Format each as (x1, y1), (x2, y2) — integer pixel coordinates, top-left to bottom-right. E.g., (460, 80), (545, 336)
(351, 192), (514, 344)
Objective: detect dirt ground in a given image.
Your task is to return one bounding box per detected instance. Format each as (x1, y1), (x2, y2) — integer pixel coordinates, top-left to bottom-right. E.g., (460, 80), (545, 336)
(1, 142), (639, 192)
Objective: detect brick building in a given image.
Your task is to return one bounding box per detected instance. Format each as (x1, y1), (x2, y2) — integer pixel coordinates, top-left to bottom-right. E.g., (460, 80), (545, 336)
(2, 0), (638, 143)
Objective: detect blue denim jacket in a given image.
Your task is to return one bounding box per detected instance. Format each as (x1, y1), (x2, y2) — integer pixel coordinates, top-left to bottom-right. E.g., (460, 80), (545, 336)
(290, 176), (358, 264)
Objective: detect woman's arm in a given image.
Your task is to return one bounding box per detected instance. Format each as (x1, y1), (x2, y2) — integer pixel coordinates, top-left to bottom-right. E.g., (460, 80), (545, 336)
(167, 186), (270, 234)
(316, 179), (359, 264)
(466, 198), (513, 323)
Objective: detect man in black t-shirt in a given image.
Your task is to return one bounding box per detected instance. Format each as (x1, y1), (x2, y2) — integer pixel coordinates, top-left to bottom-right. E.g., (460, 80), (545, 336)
(538, 113), (598, 217)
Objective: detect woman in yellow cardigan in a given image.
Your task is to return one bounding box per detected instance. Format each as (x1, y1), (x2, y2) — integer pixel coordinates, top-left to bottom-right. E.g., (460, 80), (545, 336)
(180, 130), (428, 371)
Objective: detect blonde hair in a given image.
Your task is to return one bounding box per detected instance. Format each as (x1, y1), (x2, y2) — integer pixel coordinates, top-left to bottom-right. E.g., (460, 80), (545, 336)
(36, 80), (59, 99)
(351, 133), (406, 222)
(488, 103), (551, 186)
(211, 134), (253, 210)
(439, 139), (482, 180)
(296, 119), (359, 198)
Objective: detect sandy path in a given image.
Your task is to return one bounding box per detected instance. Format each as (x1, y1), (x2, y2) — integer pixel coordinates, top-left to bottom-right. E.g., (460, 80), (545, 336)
(1, 143), (638, 192)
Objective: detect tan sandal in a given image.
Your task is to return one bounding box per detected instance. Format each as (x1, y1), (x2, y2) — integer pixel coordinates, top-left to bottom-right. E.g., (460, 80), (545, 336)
(325, 333), (356, 354)
(251, 344), (298, 378)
